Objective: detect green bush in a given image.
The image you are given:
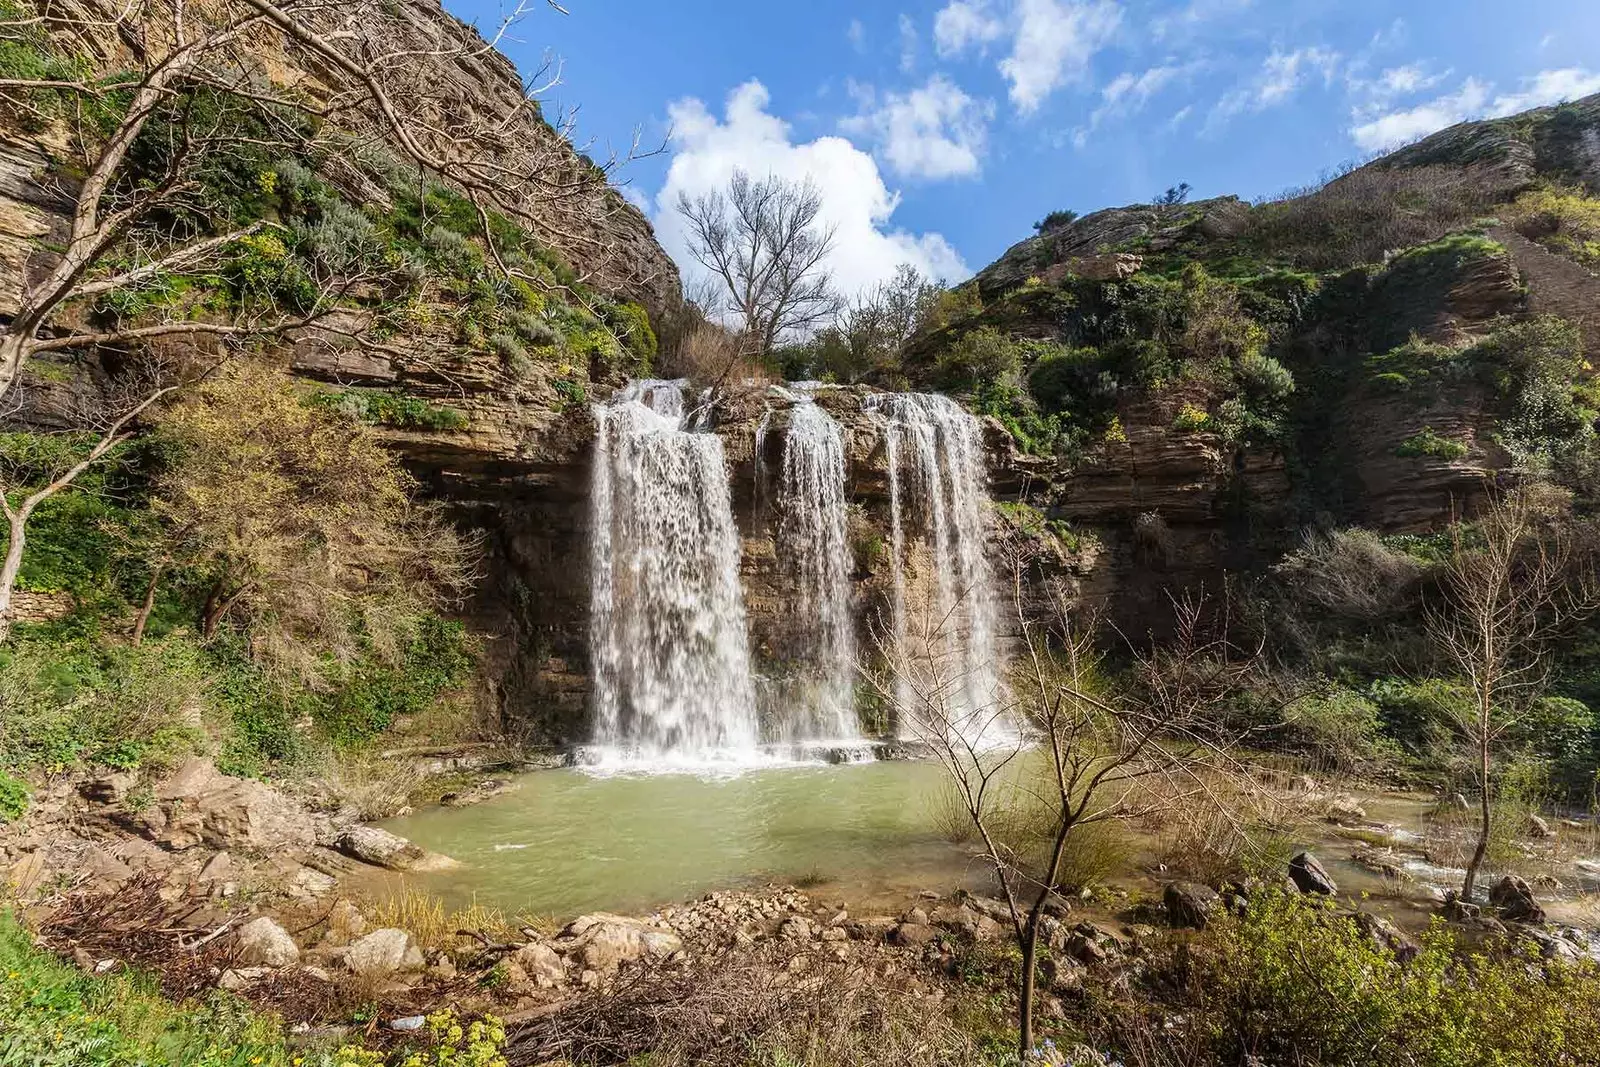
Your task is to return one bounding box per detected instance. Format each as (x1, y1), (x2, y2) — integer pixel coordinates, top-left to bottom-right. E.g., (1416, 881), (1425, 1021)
(1366, 677), (1471, 760)
(1512, 695), (1597, 796)
(1236, 352), (1295, 402)
(1282, 688), (1393, 771)
(314, 616), (474, 748)
(606, 301), (658, 362)
(315, 389), (469, 432)
(935, 326), (1022, 392)
(0, 771), (27, 822)
(1395, 427), (1470, 460)
(1156, 890), (1600, 1067)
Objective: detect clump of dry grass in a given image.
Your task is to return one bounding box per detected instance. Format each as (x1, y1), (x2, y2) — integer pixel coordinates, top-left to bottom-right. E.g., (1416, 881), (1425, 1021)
(505, 941), (1004, 1067)
(366, 883), (514, 949)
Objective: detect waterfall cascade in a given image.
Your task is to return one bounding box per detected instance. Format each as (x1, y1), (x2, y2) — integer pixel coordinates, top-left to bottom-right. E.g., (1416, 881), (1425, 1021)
(588, 380), (760, 763)
(770, 398), (857, 741)
(866, 393), (1009, 746)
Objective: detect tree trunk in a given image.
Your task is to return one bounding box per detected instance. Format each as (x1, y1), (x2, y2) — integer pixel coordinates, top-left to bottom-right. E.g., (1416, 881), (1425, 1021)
(200, 578), (224, 638)
(0, 506), (29, 643)
(132, 562), (164, 647)
(1018, 914), (1040, 1058)
(1461, 727), (1493, 900)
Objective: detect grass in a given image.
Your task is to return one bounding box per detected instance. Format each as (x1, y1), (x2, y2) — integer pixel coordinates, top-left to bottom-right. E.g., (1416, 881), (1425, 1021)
(0, 910), (296, 1067)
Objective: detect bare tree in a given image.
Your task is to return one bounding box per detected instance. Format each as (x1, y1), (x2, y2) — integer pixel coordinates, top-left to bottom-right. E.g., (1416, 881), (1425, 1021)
(0, 0), (646, 407)
(868, 563), (1255, 1058)
(676, 169), (840, 364)
(826, 263), (941, 382)
(1427, 484), (1600, 901)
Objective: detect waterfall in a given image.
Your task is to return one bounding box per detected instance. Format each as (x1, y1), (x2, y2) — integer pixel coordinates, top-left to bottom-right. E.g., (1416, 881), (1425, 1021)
(867, 393), (1009, 746)
(588, 380), (760, 762)
(772, 400), (857, 740)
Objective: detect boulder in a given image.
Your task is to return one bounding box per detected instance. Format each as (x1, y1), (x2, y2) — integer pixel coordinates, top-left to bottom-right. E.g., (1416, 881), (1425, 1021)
(1354, 912), (1419, 962)
(555, 914), (682, 974)
(1163, 882), (1221, 930)
(1289, 852), (1338, 895)
(235, 917), (299, 968)
(779, 915), (812, 940)
(1488, 874), (1546, 923)
(1529, 814), (1556, 839)
(135, 759), (316, 851)
(346, 928), (425, 977)
(848, 916), (898, 941)
(890, 922), (941, 947)
(513, 942), (566, 985)
(334, 826), (455, 872)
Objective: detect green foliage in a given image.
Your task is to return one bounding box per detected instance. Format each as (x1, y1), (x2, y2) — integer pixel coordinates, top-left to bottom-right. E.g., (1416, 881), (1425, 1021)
(315, 617), (474, 748)
(0, 771), (27, 822)
(934, 326), (1023, 392)
(606, 302), (658, 362)
(1235, 352), (1295, 402)
(1395, 427), (1470, 460)
(314, 389), (469, 432)
(1281, 688), (1394, 771)
(1159, 890), (1600, 1067)
(553, 376), (588, 412)
(1034, 210), (1079, 233)
(1366, 677), (1471, 760)
(1510, 695), (1597, 796)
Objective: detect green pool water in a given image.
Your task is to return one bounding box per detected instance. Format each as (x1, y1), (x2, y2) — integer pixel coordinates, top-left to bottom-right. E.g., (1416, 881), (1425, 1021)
(376, 760), (996, 919)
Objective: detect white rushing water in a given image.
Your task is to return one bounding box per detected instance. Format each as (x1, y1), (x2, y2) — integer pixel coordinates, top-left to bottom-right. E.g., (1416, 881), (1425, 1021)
(772, 400), (858, 740)
(588, 380), (762, 765)
(867, 393), (1010, 747)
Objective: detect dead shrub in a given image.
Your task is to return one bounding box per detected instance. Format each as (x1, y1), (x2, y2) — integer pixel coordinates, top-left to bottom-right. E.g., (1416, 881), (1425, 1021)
(1273, 528), (1427, 620)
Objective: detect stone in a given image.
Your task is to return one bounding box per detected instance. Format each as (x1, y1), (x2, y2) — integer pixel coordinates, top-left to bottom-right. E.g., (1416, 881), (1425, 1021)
(334, 826), (455, 872)
(138, 759), (316, 851)
(1448, 793), (1471, 812)
(197, 852), (233, 884)
(1065, 933), (1107, 964)
(1488, 875), (1546, 923)
(79, 773), (137, 806)
(1529, 814), (1556, 839)
(902, 907), (929, 926)
(849, 917), (897, 941)
(514, 942), (566, 985)
(347, 928), (425, 977)
(235, 917), (299, 968)
(219, 967), (269, 991)
(1354, 912), (1419, 962)
(1324, 795), (1368, 822)
(779, 915), (812, 940)
(929, 904), (984, 936)
(323, 900), (367, 947)
(1288, 852), (1338, 895)
(820, 926), (849, 942)
(890, 922), (941, 947)
(1163, 882), (1221, 930)
(556, 914), (682, 974)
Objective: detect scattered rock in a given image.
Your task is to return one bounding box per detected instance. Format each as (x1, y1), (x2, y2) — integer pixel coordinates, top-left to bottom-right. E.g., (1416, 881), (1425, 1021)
(1522, 927), (1579, 961)
(1448, 793), (1471, 812)
(902, 907), (929, 926)
(1324, 795), (1368, 822)
(346, 928), (425, 977)
(1354, 912), (1419, 962)
(440, 779), (519, 808)
(890, 922), (941, 947)
(1163, 882), (1221, 930)
(514, 942), (566, 985)
(1529, 814), (1556, 839)
(235, 917), (299, 968)
(138, 758), (317, 851)
(556, 914), (683, 974)
(334, 826), (455, 872)
(849, 917), (897, 941)
(388, 1016), (426, 1032)
(79, 773), (137, 806)
(219, 966), (269, 991)
(1488, 874), (1546, 923)
(779, 915), (812, 940)
(1289, 852), (1338, 895)
(197, 852), (233, 884)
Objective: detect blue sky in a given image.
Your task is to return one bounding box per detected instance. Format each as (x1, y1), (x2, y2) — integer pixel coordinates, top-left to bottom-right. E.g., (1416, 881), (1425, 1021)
(442, 0), (1600, 294)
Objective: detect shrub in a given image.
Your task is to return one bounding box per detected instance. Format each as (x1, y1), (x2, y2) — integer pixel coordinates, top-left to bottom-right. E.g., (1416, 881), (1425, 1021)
(1273, 528), (1426, 621)
(1172, 404), (1210, 433)
(317, 389), (469, 432)
(1395, 427), (1470, 460)
(1235, 352), (1295, 402)
(1511, 186), (1600, 268)
(0, 771), (26, 822)
(1512, 695), (1597, 796)
(1034, 209), (1078, 233)
(607, 301), (658, 362)
(1025, 345), (1113, 414)
(1282, 688), (1393, 771)
(935, 326), (1022, 392)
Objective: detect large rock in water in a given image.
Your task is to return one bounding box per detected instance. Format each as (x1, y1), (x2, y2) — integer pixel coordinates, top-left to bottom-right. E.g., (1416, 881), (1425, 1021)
(1489, 875), (1546, 923)
(334, 826), (455, 872)
(234, 917), (299, 967)
(128, 759), (316, 851)
(553, 914), (683, 974)
(1289, 852), (1338, 895)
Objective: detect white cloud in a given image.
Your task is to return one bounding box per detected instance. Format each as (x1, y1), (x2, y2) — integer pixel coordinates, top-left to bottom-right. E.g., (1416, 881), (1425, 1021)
(843, 75), (994, 180)
(846, 18), (866, 53)
(655, 80), (969, 307)
(934, 0), (1005, 57)
(1349, 67), (1600, 152)
(1075, 62), (1193, 146)
(1151, 0), (1254, 40)
(1210, 45), (1340, 125)
(899, 13), (919, 73)
(999, 0), (1122, 114)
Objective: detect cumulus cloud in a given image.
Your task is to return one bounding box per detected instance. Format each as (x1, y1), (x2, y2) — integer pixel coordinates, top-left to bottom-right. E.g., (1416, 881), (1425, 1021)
(654, 80), (969, 304)
(934, 0), (1005, 57)
(1150, 0), (1254, 41)
(1350, 67), (1600, 152)
(846, 18), (866, 53)
(899, 13), (919, 73)
(999, 0), (1123, 114)
(842, 75), (993, 180)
